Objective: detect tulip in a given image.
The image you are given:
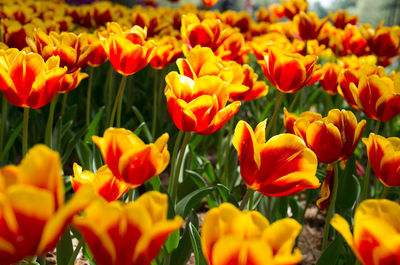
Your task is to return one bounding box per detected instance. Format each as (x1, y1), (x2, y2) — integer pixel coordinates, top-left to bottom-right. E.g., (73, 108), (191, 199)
(201, 202), (303, 265)
(258, 48), (322, 93)
(0, 49), (66, 109)
(320, 63), (341, 95)
(290, 109), (366, 163)
(0, 20), (34, 50)
(232, 120), (320, 196)
(282, 0), (308, 20)
(349, 74), (400, 122)
(292, 12), (328, 41)
(283, 107), (322, 136)
(71, 163), (128, 202)
(92, 128), (170, 187)
(0, 145), (95, 264)
(362, 133), (400, 187)
(73, 191), (183, 265)
(360, 24), (400, 58)
(98, 22), (156, 76)
(343, 25), (369, 57)
(329, 10), (358, 30)
(331, 199), (400, 265)
(202, 0), (218, 7)
(150, 36), (182, 69)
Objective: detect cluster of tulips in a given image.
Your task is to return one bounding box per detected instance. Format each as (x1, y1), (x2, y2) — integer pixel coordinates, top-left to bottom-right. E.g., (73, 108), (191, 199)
(0, 0), (399, 264)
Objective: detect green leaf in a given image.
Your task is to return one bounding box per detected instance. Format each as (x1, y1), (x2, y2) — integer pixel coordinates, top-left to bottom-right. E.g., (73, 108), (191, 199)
(165, 229), (180, 253)
(216, 184), (238, 206)
(131, 106), (153, 142)
(61, 127), (87, 165)
(84, 107), (105, 144)
(336, 156), (360, 210)
(316, 235), (344, 265)
(176, 187), (216, 218)
(169, 211), (198, 265)
(0, 121), (22, 162)
(189, 223), (208, 265)
(56, 227), (73, 265)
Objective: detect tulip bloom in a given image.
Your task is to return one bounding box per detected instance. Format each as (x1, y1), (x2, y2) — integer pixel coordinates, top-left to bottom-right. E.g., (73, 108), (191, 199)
(98, 22), (156, 76)
(331, 199), (400, 265)
(283, 107), (322, 136)
(165, 47), (241, 135)
(202, 0), (218, 7)
(71, 163), (128, 202)
(360, 24), (400, 58)
(343, 25), (369, 57)
(92, 128), (170, 187)
(0, 145), (95, 264)
(349, 75), (400, 122)
(201, 203), (303, 265)
(320, 63), (341, 95)
(329, 10), (358, 29)
(258, 48), (322, 93)
(232, 120), (320, 196)
(150, 36), (182, 69)
(282, 0), (308, 20)
(290, 109), (366, 163)
(73, 191), (183, 265)
(362, 133), (400, 187)
(0, 49), (66, 109)
(292, 12), (328, 41)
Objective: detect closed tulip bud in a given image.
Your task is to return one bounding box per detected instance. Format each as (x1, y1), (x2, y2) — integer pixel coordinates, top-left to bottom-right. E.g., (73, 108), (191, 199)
(331, 199), (400, 265)
(202, 203), (303, 265)
(233, 120), (320, 196)
(282, 0), (308, 20)
(329, 10), (358, 30)
(292, 12), (328, 41)
(320, 62), (341, 95)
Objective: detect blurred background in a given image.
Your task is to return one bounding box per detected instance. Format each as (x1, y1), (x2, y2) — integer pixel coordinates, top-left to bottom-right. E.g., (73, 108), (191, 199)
(93, 0), (400, 27)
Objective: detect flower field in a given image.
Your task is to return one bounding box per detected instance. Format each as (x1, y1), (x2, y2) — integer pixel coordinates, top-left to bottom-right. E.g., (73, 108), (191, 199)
(0, 0), (399, 264)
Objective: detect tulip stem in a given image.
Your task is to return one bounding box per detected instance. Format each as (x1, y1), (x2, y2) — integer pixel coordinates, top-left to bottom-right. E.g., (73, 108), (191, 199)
(361, 120), (381, 200)
(110, 75), (127, 127)
(0, 95), (7, 158)
(104, 66), (114, 122)
(39, 255), (46, 265)
(288, 90), (301, 113)
(170, 131), (191, 205)
(61, 94), (68, 117)
(45, 93), (59, 148)
(222, 118), (234, 186)
(67, 239), (83, 265)
(265, 91), (285, 137)
(151, 70), (159, 137)
(86, 67), (95, 127)
(381, 186), (389, 198)
(128, 188), (134, 202)
(22, 107), (29, 156)
(239, 188), (254, 210)
(322, 162), (339, 251)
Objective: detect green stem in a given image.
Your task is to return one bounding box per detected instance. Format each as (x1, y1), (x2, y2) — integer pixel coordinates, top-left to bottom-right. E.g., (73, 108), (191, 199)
(61, 93), (68, 117)
(222, 118), (234, 186)
(169, 130), (184, 194)
(322, 162), (339, 251)
(381, 186), (389, 198)
(170, 131), (191, 205)
(361, 120), (381, 200)
(67, 239), (83, 265)
(265, 91), (285, 137)
(239, 188), (254, 210)
(39, 255), (46, 265)
(86, 67), (95, 127)
(109, 75), (127, 127)
(324, 94), (332, 116)
(45, 94), (59, 148)
(22, 107), (29, 156)
(288, 90), (301, 112)
(105, 66), (114, 122)
(127, 188), (134, 202)
(0, 95), (7, 158)
(151, 70), (159, 137)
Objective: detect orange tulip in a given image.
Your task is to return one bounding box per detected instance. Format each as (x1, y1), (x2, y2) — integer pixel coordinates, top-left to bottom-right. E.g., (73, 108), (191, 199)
(58, 69), (88, 94)
(349, 73), (400, 122)
(73, 191), (183, 265)
(283, 107), (322, 136)
(232, 120), (320, 196)
(202, 0), (218, 7)
(361, 24), (400, 58)
(255, 7), (279, 24)
(320, 62), (341, 95)
(0, 20), (34, 50)
(282, 0), (308, 20)
(0, 145), (95, 264)
(201, 203), (303, 265)
(292, 11), (328, 41)
(92, 128), (169, 187)
(150, 36), (182, 69)
(343, 25), (369, 57)
(71, 163), (128, 202)
(291, 109), (366, 163)
(258, 48), (321, 93)
(332, 199), (400, 265)
(165, 47), (241, 134)
(98, 22), (156, 76)
(0, 49), (66, 109)
(362, 133), (400, 187)
(84, 32), (108, 67)
(27, 30), (94, 74)
(329, 10), (358, 30)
